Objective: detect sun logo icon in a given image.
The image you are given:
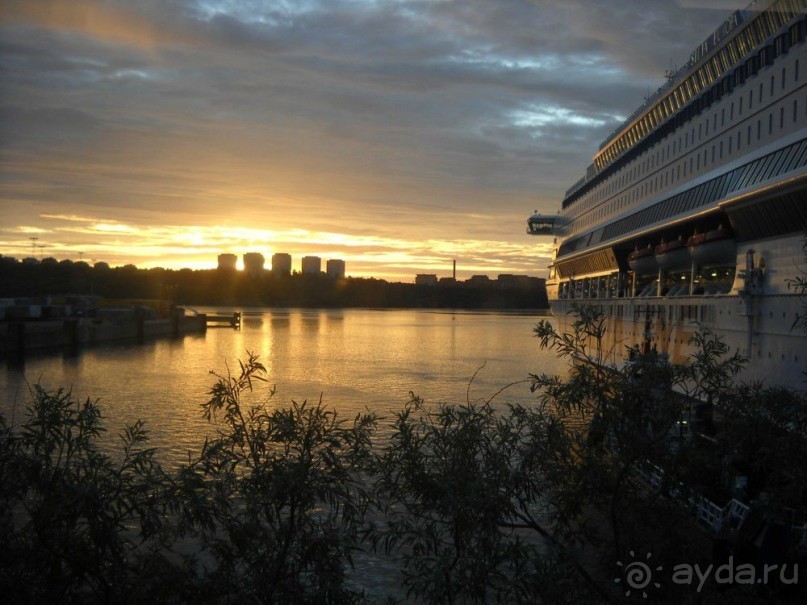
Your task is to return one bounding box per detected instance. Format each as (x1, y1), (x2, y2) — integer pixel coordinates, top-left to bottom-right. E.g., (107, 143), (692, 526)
(615, 551), (662, 598)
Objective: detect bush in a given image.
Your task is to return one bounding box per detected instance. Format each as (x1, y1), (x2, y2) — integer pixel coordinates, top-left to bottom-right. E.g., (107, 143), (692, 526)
(0, 357), (376, 604)
(370, 393), (605, 604)
(171, 354), (376, 603)
(1, 317), (804, 603)
(0, 386), (166, 603)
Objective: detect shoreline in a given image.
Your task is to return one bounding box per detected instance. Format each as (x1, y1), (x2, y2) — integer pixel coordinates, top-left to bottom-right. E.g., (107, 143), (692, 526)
(0, 306), (551, 361)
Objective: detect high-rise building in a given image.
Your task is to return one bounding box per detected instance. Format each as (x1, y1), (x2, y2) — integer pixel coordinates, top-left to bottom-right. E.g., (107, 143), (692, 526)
(301, 256), (321, 275)
(217, 253), (237, 271)
(326, 259), (345, 279)
(243, 252), (265, 277)
(272, 252), (292, 276)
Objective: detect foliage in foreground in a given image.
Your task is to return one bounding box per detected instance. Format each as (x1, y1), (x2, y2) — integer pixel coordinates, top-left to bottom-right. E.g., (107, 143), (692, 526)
(1, 309), (805, 603)
(0, 386), (166, 604)
(0, 357), (377, 604)
(533, 304), (806, 603)
(175, 355), (377, 603)
(370, 393), (605, 604)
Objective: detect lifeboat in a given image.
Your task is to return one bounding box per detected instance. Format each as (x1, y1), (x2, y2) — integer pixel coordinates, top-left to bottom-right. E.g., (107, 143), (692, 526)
(655, 236), (690, 271)
(628, 244), (657, 275)
(687, 225), (736, 266)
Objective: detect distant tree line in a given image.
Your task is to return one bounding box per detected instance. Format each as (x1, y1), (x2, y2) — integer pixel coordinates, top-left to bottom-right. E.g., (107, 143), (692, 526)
(0, 257), (549, 309)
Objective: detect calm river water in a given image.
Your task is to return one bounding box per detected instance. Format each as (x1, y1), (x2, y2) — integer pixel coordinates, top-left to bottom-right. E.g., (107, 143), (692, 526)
(0, 307), (568, 599)
(0, 308), (565, 467)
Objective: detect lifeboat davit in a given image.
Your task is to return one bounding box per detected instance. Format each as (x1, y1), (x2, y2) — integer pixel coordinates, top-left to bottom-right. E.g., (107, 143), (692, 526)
(687, 225), (736, 266)
(655, 236), (690, 271)
(628, 244), (657, 275)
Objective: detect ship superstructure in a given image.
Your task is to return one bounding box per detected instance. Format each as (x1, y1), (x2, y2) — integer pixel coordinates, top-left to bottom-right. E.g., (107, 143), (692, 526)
(529, 0), (807, 389)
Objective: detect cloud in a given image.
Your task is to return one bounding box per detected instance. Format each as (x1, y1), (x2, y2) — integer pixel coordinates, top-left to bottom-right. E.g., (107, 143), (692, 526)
(39, 214), (102, 223)
(7, 225), (49, 234)
(0, 0), (199, 50)
(0, 0), (744, 279)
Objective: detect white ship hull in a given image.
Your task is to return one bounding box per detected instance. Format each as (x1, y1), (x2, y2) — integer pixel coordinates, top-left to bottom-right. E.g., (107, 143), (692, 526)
(530, 1), (807, 390)
(549, 295), (803, 387)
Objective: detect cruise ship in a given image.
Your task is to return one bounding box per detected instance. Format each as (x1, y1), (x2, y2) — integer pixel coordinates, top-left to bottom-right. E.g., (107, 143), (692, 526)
(528, 0), (807, 390)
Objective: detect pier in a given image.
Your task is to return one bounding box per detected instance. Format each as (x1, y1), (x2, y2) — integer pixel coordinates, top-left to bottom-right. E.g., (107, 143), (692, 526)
(0, 300), (210, 357)
(199, 311), (242, 329)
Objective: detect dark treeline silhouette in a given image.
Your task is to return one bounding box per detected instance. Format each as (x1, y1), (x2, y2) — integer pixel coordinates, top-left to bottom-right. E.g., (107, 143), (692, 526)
(0, 258), (549, 309)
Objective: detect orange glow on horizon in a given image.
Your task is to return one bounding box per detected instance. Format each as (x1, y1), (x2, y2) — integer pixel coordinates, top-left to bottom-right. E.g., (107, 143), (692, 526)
(2, 213), (553, 282)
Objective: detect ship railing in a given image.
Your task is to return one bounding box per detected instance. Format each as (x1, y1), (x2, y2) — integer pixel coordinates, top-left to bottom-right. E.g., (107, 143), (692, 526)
(693, 496), (726, 531)
(631, 458), (807, 540)
(598, 4), (755, 153)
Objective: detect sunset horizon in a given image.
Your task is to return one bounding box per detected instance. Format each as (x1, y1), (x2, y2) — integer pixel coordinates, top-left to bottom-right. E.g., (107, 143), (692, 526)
(2, 0), (742, 281)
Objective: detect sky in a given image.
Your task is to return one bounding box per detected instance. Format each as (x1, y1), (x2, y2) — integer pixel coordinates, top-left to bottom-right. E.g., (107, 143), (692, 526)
(1, 0), (744, 281)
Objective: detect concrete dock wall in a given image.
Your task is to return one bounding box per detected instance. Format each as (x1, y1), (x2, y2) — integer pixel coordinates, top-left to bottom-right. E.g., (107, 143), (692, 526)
(0, 314), (206, 356)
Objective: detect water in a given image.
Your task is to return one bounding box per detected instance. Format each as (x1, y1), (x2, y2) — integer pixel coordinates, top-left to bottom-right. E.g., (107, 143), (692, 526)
(0, 307), (567, 600)
(0, 308), (565, 467)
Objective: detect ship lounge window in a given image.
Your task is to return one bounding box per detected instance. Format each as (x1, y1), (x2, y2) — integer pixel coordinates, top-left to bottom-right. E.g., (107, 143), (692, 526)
(782, 67), (786, 90)
(749, 89), (753, 110)
(771, 74), (775, 96)
(769, 112), (773, 134)
(776, 34), (788, 58)
(796, 60), (799, 83)
(780, 106), (785, 129)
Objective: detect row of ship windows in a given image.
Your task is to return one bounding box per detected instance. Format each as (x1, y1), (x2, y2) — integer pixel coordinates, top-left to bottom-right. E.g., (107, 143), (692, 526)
(571, 92), (805, 231)
(595, 3), (806, 168)
(573, 55), (802, 217)
(564, 300), (801, 325)
(563, 9), (807, 209)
